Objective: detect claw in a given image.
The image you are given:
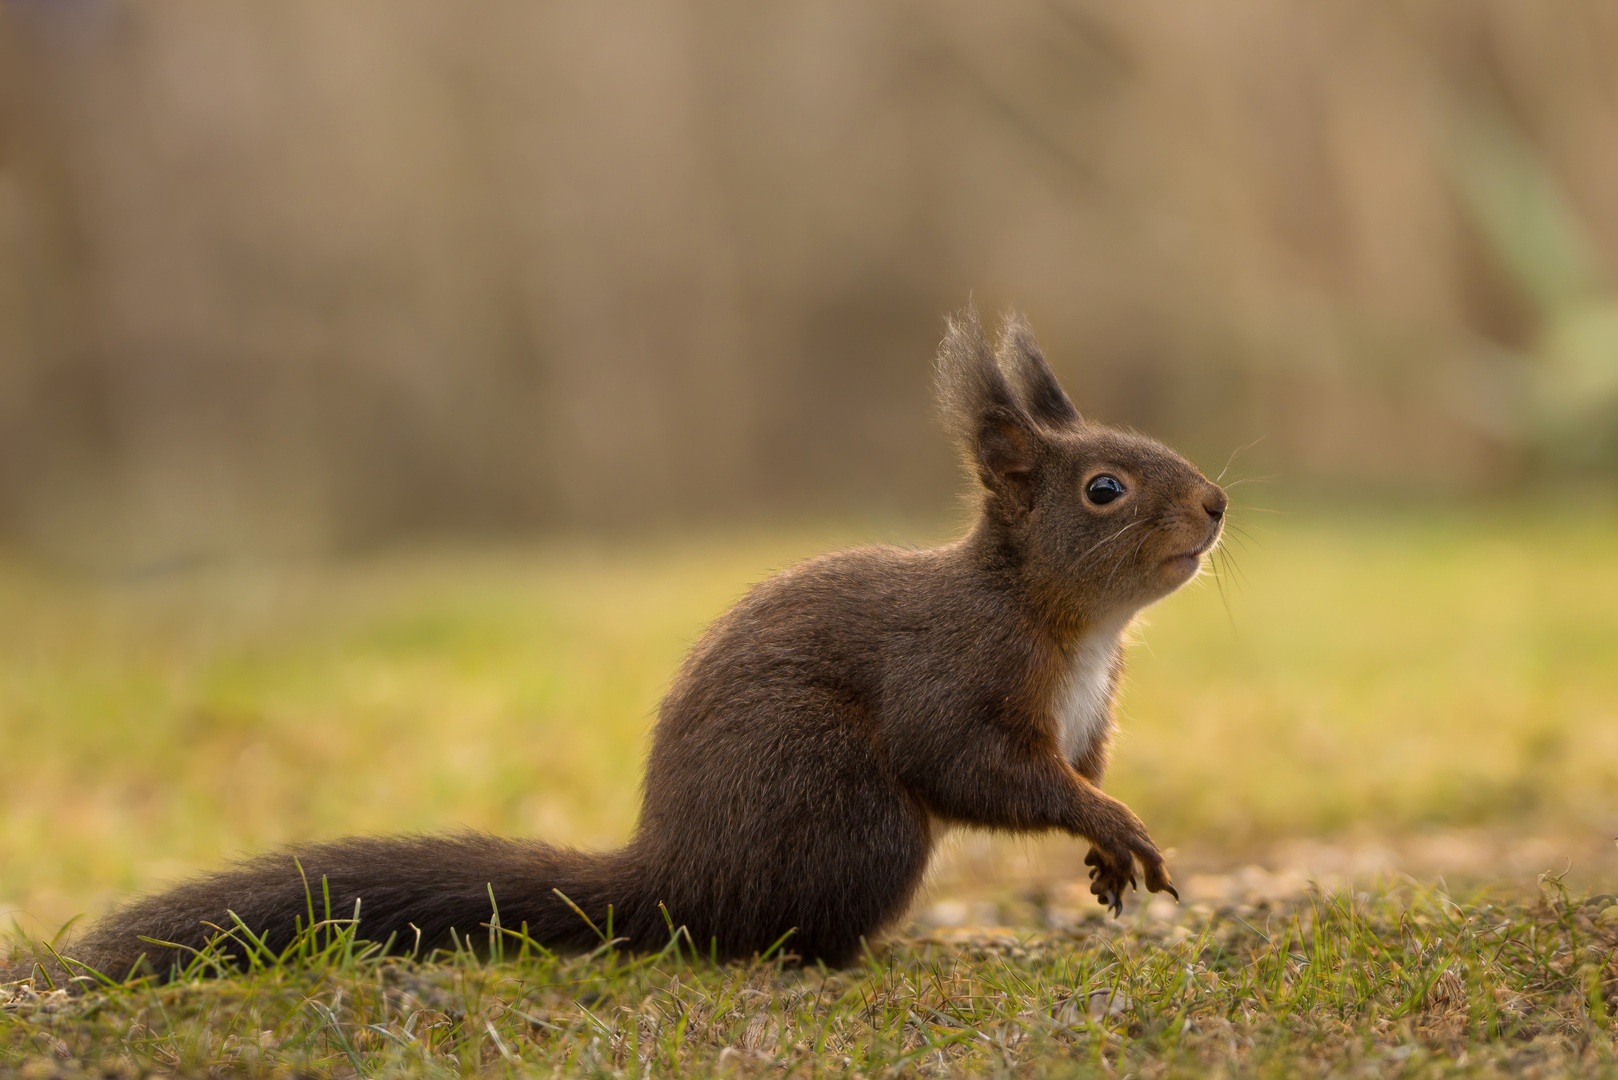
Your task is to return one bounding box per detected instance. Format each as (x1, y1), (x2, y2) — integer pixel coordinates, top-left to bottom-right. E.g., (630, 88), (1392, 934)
(1142, 863), (1179, 900)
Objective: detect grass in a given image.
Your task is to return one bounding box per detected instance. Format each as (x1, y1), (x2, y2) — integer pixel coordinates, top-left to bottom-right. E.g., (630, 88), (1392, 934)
(3, 499), (1618, 1075)
(7, 877), (1618, 1077)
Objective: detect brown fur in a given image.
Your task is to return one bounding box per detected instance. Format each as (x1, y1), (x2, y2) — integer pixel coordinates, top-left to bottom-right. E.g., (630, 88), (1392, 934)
(8, 308), (1225, 985)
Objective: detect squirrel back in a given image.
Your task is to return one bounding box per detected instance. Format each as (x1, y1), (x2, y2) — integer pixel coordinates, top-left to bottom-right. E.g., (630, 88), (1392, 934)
(11, 308), (1225, 984)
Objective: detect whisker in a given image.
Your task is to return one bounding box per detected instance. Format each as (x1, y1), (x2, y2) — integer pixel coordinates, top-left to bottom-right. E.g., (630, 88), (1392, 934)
(1210, 545), (1235, 624)
(1222, 534), (1256, 559)
(1216, 512), (1257, 584)
(1222, 522), (1260, 545)
(1228, 517), (1267, 536)
(1105, 527), (1154, 593)
(1214, 436), (1267, 484)
(1077, 517), (1143, 563)
(1217, 540), (1251, 589)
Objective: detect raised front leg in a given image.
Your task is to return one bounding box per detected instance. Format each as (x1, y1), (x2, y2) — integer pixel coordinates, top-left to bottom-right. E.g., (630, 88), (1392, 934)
(891, 721), (1175, 913)
(1066, 727), (1172, 913)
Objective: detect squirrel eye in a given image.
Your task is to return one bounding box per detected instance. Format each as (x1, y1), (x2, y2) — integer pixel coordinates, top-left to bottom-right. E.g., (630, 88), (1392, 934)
(1086, 475), (1125, 505)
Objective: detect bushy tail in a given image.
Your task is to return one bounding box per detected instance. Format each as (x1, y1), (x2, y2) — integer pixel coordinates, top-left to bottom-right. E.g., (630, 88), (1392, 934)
(7, 834), (635, 987)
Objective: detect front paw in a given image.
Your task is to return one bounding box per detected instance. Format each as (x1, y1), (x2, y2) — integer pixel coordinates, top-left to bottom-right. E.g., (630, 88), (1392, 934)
(1084, 846), (1132, 917)
(1083, 836), (1178, 917)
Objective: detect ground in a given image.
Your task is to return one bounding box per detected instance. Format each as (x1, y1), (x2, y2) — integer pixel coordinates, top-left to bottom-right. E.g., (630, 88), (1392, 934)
(3, 498), (1618, 1076)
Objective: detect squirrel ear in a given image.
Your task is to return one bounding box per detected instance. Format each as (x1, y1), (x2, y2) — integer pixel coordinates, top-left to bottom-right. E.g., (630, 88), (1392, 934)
(937, 306), (1040, 496)
(996, 314), (1081, 428)
(975, 411), (1035, 493)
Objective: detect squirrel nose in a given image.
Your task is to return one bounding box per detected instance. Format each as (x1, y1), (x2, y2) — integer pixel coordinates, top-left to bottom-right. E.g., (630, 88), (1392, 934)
(1203, 488), (1227, 521)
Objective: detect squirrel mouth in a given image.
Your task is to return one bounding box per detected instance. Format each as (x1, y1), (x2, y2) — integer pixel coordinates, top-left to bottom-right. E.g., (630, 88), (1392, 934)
(1163, 538), (1216, 570)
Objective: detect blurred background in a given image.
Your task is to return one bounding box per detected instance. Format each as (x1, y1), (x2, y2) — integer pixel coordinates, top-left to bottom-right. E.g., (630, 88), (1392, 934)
(2, 0), (1617, 932)
(2, 0), (1616, 566)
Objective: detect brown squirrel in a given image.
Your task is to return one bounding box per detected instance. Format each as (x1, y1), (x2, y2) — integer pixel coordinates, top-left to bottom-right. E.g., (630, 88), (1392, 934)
(21, 308), (1225, 982)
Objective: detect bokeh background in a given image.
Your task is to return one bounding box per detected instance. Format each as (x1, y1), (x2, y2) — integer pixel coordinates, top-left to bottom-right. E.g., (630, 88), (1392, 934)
(1, 0), (1617, 932)
(5, 0), (1618, 564)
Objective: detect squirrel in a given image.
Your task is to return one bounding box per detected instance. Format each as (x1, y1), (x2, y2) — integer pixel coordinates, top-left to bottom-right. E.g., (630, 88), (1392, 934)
(13, 308), (1225, 983)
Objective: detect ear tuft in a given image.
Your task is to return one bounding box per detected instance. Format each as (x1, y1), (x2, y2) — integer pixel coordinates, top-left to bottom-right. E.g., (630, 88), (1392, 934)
(996, 314), (1081, 428)
(936, 305), (1040, 495)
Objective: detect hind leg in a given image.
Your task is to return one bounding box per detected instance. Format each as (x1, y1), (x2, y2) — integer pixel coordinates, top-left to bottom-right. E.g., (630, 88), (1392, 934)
(638, 701), (935, 965)
(780, 784), (934, 965)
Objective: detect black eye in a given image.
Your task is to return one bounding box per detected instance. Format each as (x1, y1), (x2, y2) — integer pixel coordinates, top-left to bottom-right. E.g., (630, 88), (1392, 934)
(1086, 475), (1125, 505)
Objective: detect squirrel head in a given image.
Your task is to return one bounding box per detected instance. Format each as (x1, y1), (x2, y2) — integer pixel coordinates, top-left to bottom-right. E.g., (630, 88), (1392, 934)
(936, 307), (1227, 628)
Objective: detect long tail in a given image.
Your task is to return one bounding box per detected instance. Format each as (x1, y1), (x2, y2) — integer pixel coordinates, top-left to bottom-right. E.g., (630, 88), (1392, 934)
(9, 834), (635, 986)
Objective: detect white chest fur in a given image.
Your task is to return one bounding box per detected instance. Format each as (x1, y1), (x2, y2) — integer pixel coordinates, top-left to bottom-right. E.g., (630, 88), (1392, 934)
(1053, 620), (1128, 763)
